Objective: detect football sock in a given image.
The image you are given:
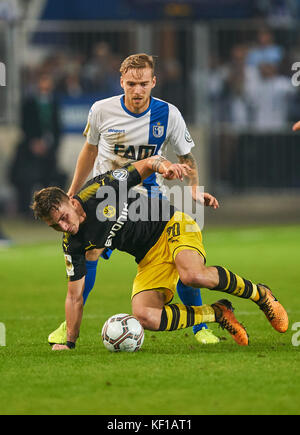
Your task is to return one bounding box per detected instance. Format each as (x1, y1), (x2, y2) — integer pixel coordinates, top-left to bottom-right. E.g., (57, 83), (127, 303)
(212, 266), (263, 302)
(82, 249), (113, 305)
(159, 303), (215, 331)
(83, 260), (98, 305)
(101, 248), (113, 260)
(176, 279), (208, 333)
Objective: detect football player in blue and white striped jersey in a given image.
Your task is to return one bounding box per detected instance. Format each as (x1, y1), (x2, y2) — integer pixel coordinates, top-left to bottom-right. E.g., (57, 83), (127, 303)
(48, 53), (220, 346)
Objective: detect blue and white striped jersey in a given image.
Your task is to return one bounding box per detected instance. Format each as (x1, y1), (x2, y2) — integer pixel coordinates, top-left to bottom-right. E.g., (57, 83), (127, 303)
(83, 94), (194, 194)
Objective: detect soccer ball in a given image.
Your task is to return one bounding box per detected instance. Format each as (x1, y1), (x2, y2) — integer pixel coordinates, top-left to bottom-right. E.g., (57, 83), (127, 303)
(101, 313), (144, 352)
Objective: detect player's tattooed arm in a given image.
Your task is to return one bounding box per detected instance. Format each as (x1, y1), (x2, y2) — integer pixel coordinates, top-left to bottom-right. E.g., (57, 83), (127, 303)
(133, 155), (191, 181)
(177, 152), (199, 187)
(151, 155), (168, 173)
(177, 152), (219, 208)
(149, 155), (191, 181)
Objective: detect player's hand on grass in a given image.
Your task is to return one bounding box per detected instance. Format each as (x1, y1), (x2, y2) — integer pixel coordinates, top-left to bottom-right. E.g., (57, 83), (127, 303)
(292, 121), (300, 131)
(52, 344), (71, 351)
(163, 163), (191, 181)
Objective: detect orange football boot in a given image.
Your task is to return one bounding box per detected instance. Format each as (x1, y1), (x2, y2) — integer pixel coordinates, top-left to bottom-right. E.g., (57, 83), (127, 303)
(256, 284), (288, 333)
(211, 299), (249, 346)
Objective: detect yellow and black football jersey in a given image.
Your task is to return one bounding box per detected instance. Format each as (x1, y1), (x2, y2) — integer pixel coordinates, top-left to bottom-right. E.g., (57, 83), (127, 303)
(63, 164), (175, 281)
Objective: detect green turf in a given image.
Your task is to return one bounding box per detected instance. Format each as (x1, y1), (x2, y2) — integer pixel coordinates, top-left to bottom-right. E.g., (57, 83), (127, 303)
(0, 224), (299, 415)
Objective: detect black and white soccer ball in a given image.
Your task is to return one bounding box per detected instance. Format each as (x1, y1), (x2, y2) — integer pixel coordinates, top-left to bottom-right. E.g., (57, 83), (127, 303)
(101, 313), (144, 352)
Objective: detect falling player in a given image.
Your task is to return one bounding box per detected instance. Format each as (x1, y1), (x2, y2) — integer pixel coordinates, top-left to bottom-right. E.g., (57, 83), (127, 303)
(48, 53), (220, 346)
(32, 155), (288, 350)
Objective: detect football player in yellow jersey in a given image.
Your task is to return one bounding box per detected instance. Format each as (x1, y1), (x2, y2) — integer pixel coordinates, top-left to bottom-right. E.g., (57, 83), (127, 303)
(32, 155), (288, 351)
(48, 53), (220, 346)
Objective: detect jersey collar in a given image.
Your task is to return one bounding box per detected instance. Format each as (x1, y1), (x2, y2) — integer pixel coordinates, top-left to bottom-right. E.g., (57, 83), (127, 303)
(73, 195), (87, 214)
(120, 95), (152, 118)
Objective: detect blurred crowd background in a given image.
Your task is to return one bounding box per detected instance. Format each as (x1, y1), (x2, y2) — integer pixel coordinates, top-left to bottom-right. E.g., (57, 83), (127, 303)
(1, 0), (300, 244)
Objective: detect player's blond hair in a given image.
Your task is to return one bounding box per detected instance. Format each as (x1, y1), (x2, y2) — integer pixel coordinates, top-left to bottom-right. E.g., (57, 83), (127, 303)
(120, 53), (156, 77)
(31, 187), (69, 219)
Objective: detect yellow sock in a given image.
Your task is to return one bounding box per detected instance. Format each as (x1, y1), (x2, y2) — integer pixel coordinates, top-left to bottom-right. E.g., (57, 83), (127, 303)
(213, 266), (261, 302)
(159, 303), (215, 331)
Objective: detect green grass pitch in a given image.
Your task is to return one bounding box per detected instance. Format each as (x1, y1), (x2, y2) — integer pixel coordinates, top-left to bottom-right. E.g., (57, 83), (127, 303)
(0, 224), (299, 415)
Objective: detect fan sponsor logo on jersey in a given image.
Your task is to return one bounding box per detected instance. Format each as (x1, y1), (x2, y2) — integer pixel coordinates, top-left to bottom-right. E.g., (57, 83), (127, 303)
(153, 122), (164, 138)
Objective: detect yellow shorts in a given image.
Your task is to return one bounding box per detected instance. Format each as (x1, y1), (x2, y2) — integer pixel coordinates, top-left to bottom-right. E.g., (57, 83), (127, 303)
(132, 211), (206, 304)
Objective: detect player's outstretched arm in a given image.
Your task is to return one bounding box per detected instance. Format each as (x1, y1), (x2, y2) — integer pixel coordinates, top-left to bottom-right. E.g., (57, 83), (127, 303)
(52, 277), (85, 351)
(67, 141), (98, 197)
(132, 155), (191, 181)
(177, 152), (219, 210)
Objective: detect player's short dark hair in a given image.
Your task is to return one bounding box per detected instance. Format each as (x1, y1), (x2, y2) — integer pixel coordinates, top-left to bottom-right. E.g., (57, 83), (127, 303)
(31, 187), (69, 220)
(120, 53), (156, 77)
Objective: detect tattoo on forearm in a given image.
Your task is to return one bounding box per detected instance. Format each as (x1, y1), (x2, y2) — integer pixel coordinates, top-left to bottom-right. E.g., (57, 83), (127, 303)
(178, 153), (198, 184)
(178, 152), (196, 168)
(151, 155), (168, 173)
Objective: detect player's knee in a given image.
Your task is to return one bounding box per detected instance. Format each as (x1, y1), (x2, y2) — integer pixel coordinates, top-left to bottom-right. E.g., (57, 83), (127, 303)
(133, 306), (157, 331)
(179, 266), (217, 289)
(85, 248), (102, 261)
(179, 270), (204, 288)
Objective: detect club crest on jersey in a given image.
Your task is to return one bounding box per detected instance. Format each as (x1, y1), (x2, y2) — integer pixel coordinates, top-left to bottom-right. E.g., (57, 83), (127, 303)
(153, 122), (164, 138)
(103, 205), (116, 219)
(112, 168), (129, 181)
